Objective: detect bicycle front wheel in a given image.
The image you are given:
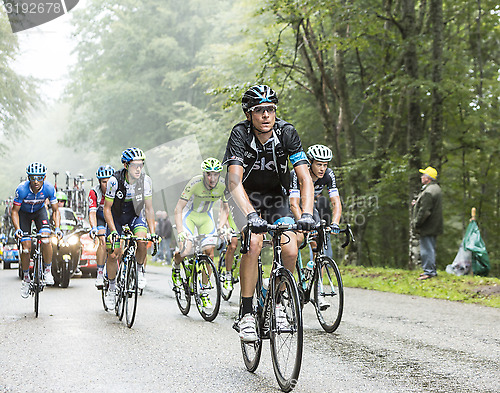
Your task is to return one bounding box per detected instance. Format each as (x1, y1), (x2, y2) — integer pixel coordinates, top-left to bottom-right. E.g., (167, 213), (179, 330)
(313, 256), (344, 333)
(115, 263), (126, 320)
(34, 256), (41, 318)
(193, 256), (221, 322)
(270, 268), (303, 392)
(125, 258), (138, 328)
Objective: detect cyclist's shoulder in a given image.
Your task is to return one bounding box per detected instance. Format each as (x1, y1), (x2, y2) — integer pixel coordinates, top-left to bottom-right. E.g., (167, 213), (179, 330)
(15, 181), (29, 194)
(42, 181), (56, 194)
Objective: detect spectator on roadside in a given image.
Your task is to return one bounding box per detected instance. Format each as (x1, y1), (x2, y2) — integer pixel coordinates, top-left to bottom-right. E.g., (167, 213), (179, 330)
(154, 210), (173, 264)
(412, 166), (443, 280)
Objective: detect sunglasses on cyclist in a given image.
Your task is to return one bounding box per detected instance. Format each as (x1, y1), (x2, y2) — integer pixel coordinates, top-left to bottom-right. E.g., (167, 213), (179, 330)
(29, 175), (45, 181)
(249, 104), (277, 114)
(128, 162), (144, 170)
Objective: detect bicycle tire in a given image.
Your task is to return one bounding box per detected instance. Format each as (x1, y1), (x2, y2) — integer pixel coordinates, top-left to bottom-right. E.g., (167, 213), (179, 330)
(115, 262), (126, 320)
(241, 298), (262, 372)
(125, 257), (138, 328)
(34, 254), (41, 318)
(101, 277), (109, 311)
(270, 268), (303, 392)
(175, 261), (191, 315)
(313, 256), (344, 333)
(218, 251), (234, 301)
(192, 255), (221, 322)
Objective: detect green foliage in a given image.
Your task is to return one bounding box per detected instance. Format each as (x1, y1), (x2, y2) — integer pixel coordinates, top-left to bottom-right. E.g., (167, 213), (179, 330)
(0, 15), (38, 153)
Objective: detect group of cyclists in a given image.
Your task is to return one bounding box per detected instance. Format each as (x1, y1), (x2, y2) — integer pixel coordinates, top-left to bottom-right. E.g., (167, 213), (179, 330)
(10, 85), (343, 346)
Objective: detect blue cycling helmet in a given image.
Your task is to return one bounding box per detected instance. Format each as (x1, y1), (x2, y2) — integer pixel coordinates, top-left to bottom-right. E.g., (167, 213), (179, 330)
(96, 165), (115, 179)
(26, 162), (47, 176)
(242, 85), (278, 113)
(121, 147), (146, 164)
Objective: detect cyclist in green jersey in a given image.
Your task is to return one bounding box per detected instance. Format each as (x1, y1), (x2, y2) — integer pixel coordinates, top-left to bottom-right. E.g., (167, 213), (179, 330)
(172, 158), (229, 308)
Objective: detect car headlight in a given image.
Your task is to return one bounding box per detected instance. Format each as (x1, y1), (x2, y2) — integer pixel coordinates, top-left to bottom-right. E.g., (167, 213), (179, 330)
(68, 236), (79, 246)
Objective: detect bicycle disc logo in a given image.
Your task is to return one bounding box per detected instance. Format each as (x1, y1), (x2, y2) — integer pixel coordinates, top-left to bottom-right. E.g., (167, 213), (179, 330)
(3, 1), (79, 33)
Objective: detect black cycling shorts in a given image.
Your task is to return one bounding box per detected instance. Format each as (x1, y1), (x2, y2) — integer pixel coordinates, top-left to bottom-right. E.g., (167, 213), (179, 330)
(19, 208), (51, 237)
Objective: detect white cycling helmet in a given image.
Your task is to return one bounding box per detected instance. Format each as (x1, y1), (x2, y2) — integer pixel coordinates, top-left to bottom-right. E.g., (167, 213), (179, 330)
(307, 144), (333, 162)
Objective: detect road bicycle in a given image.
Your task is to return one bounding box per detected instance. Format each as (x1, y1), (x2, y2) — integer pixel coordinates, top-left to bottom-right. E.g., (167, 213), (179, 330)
(174, 234), (221, 322)
(103, 227), (158, 328)
(217, 231), (240, 301)
(237, 222), (303, 392)
(296, 221), (353, 333)
(18, 231), (54, 317)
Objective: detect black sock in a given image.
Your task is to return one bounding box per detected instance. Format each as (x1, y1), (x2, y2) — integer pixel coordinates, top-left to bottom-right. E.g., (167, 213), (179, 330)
(241, 297), (253, 316)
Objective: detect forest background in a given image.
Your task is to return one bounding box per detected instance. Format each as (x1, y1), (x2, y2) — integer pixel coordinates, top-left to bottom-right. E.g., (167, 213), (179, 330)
(1, 0), (499, 276)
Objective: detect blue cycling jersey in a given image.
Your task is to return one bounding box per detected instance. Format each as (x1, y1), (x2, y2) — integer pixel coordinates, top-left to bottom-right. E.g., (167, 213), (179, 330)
(13, 181), (57, 213)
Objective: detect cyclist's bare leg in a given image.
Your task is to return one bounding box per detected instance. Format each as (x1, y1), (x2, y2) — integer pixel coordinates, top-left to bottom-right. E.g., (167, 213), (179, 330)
(134, 229), (148, 266)
(281, 231), (298, 274)
(20, 240), (31, 272)
(106, 248), (121, 280)
(41, 240), (53, 267)
(225, 236), (238, 272)
(240, 233), (263, 298)
(96, 229), (107, 266)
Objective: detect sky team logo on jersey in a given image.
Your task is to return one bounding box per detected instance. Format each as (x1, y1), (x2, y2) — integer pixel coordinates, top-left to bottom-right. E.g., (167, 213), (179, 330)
(3, 0), (79, 33)
(252, 157), (276, 171)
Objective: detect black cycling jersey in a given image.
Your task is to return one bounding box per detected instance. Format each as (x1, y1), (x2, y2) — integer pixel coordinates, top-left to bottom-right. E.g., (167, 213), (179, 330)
(289, 167), (339, 199)
(223, 118), (309, 197)
(243, 135), (282, 195)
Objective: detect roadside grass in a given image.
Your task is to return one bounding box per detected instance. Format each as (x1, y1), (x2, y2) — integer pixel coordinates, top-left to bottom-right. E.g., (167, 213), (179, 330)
(340, 265), (500, 308)
(147, 255), (500, 308)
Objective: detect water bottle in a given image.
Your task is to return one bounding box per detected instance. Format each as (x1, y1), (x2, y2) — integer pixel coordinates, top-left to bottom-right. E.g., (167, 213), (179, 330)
(304, 260), (314, 280)
(259, 278), (269, 307)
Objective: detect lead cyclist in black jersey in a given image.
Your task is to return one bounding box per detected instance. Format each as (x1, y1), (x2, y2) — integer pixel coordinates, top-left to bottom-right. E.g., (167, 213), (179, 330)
(223, 85), (315, 342)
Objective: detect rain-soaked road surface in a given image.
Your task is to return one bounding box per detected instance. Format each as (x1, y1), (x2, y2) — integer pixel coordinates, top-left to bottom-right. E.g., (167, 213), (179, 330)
(0, 264), (498, 393)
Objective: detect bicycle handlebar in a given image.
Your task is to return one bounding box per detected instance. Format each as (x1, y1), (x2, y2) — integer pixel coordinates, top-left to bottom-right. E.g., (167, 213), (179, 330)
(240, 223), (299, 255)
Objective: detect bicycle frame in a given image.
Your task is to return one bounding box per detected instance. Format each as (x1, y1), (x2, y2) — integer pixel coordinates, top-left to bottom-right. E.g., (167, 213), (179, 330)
(295, 222), (352, 304)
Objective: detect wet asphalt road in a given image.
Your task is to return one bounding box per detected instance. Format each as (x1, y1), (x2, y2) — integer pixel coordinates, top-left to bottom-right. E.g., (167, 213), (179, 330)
(0, 264), (499, 393)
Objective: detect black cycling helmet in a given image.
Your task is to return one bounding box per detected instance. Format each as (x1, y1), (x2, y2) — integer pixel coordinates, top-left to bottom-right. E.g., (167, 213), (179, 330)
(241, 85), (278, 113)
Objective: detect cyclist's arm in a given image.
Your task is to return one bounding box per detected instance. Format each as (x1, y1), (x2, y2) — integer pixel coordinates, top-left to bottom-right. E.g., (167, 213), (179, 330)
(144, 197), (155, 234)
(89, 210), (97, 229)
(51, 202), (61, 229)
(218, 201), (229, 230)
(289, 196), (302, 221)
(294, 164), (314, 215)
(174, 198), (188, 235)
(11, 204), (20, 231)
(103, 197), (117, 233)
(330, 195), (342, 226)
(227, 165), (255, 216)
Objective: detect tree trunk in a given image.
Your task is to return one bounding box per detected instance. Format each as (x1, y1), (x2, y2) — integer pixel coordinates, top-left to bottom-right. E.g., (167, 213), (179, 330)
(429, 0), (444, 171)
(402, 0), (423, 269)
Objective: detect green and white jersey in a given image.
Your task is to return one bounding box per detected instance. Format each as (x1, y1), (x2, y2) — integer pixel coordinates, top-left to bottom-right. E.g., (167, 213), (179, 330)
(180, 175), (227, 214)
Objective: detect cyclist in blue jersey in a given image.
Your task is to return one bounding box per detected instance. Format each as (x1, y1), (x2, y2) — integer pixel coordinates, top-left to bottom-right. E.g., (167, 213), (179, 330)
(223, 85), (315, 342)
(11, 162), (63, 298)
(102, 148), (157, 310)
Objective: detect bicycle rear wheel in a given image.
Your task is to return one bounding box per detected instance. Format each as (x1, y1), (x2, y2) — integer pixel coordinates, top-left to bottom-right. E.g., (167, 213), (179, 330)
(270, 268), (303, 392)
(125, 258), (138, 328)
(241, 313), (262, 372)
(193, 256), (221, 322)
(314, 256), (344, 333)
(175, 261), (191, 315)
